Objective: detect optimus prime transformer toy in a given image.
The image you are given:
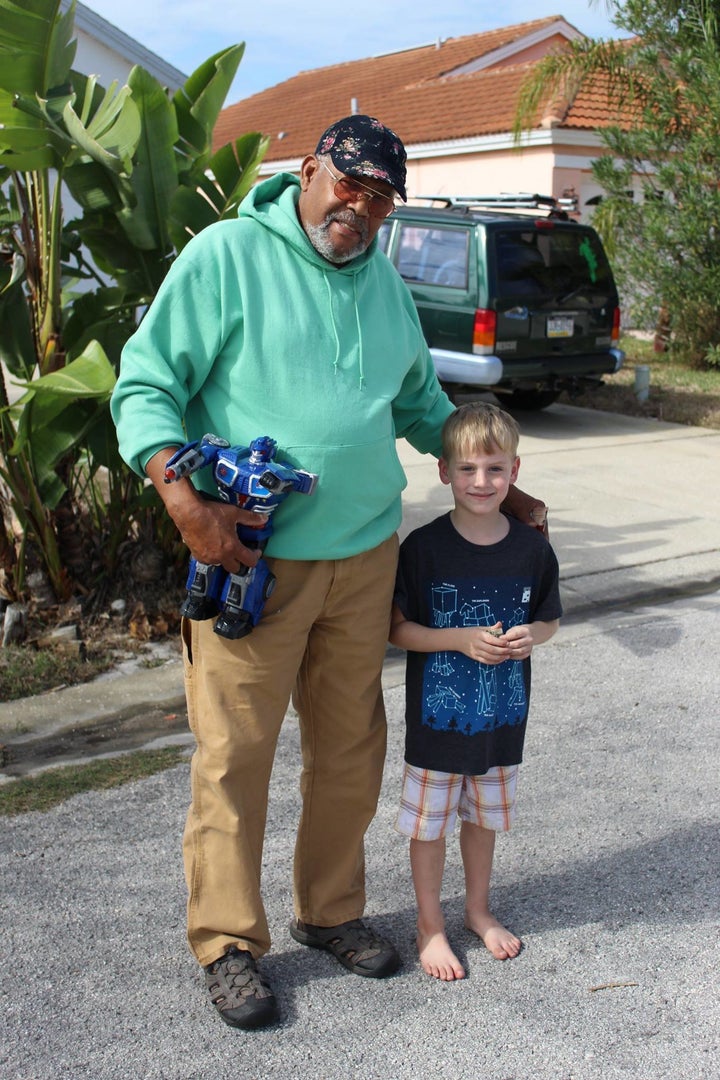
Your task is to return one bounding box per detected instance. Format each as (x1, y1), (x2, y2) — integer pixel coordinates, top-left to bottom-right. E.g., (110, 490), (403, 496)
(164, 434), (318, 639)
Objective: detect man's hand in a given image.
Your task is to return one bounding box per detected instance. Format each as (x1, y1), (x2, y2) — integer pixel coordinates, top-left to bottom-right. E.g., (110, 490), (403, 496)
(173, 496), (267, 571)
(145, 448), (267, 571)
(502, 484), (548, 535)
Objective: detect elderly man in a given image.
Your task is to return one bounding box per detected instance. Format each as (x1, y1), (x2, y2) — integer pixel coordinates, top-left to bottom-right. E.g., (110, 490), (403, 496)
(112, 115), (540, 1030)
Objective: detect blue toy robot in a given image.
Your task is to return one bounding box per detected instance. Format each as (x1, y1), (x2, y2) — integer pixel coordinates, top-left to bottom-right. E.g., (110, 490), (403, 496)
(164, 434), (318, 639)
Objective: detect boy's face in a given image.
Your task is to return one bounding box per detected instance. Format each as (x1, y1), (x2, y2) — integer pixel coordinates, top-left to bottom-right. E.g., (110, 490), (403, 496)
(439, 445), (520, 518)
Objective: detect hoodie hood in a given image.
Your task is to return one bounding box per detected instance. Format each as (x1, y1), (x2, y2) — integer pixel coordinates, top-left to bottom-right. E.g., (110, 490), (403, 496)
(240, 172), (378, 386)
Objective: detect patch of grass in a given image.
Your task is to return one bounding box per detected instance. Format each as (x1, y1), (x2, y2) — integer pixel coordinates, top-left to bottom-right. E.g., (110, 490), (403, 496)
(562, 335), (720, 429)
(0, 746), (187, 817)
(0, 644), (116, 703)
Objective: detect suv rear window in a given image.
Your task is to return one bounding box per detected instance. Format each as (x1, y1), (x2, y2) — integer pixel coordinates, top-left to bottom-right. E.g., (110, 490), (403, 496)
(495, 228), (613, 305)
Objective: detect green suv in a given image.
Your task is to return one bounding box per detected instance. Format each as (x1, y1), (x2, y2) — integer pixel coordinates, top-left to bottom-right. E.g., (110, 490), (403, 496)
(378, 194), (624, 409)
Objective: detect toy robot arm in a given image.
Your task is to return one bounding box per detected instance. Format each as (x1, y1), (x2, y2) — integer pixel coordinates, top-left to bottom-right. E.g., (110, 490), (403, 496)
(164, 433), (230, 483)
(257, 468), (319, 497)
(293, 470), (319, 496)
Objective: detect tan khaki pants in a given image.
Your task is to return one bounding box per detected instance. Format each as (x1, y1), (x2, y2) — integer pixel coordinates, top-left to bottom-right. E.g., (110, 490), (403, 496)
(181, 535), (398, 966)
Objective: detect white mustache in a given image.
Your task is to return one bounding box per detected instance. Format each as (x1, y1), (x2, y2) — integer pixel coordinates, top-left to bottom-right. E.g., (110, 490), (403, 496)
(326, 210), (369, 240)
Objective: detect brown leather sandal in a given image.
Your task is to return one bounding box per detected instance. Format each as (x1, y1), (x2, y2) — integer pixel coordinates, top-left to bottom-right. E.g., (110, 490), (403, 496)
(289, 917), (401, 978)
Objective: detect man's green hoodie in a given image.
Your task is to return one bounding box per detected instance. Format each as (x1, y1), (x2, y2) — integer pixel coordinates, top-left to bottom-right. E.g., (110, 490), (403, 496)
(111, 173), (454, 560)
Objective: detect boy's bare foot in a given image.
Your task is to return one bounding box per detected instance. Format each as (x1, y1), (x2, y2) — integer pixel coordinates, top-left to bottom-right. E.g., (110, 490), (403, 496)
(417, 929), (466, 981)
(465, 913), (522, 960)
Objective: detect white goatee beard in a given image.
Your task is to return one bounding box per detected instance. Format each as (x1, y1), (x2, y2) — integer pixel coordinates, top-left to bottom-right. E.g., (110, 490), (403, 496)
(304, 211), (370, 264)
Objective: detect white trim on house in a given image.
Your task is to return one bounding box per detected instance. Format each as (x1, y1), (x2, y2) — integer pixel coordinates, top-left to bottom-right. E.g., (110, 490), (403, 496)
(443, 19), (584, 78)
(407, 128), (607, 158)
(60, 0), (186, 89)
(259, 128), (608, 176)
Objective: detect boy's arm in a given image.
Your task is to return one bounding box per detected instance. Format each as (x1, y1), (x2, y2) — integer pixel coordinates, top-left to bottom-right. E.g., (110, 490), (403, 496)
(390, 605), (559, 665)
(390, 604), (512, 666)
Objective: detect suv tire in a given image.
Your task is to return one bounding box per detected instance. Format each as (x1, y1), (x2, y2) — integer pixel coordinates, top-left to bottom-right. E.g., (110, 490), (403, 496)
(502, 389), (560, 411)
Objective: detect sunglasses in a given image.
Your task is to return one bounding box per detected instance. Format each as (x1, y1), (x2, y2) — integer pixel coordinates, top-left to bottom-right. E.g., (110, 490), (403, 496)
(319, 159), (398, 219)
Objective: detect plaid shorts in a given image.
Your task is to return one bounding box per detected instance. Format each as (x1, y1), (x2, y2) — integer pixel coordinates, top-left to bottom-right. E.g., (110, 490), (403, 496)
(395, 762), (519, 840)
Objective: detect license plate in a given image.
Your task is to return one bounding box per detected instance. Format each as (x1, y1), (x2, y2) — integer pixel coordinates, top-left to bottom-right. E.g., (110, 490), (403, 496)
(547, 316), (574, 338)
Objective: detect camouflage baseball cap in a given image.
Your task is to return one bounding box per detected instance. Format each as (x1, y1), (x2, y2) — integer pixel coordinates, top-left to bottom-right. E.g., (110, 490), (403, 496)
(315, 115), (407, 201)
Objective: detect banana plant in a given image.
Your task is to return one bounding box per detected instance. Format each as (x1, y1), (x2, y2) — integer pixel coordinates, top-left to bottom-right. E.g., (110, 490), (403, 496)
(0, 0), (142, 598)
(0, 0), (269, 604)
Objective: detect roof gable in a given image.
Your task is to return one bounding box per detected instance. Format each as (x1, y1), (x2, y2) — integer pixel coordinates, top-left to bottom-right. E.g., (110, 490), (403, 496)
(442, 18), (582, 76)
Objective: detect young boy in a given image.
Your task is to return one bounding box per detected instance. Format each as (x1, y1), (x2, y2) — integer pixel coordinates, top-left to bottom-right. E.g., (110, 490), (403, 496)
(390, 401), (561, 981)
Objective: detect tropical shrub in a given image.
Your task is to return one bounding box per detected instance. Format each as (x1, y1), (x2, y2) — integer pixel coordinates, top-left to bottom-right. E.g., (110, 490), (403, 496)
(0, 0), (268, 610)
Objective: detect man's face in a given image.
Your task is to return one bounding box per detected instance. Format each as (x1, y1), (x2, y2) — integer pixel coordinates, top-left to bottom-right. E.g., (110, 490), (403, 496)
(297, 155), (393, 264)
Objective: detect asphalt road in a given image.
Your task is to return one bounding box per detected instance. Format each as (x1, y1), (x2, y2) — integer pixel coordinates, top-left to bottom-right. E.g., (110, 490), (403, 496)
(1, 404), (719, 1079)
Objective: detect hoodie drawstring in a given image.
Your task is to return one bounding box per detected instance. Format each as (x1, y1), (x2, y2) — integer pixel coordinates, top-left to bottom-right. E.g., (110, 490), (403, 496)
(354, 276), (365, 391)
(323, 271), (342, 376)
(323, 271), (365, 390)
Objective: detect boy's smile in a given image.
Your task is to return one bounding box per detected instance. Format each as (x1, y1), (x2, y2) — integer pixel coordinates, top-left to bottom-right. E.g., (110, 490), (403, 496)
(439, 447), (520, 526)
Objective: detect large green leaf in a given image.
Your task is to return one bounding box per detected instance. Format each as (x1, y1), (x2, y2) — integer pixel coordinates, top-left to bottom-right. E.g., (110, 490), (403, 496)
(11, 396), (101, 506)
(70, 209), (164, 285)
(61, 287), (137, 367)
(0, 278), (35, 377)
(12, 340), (116, 403)
(5, 340), (116, 507)
(63, 157), (134, 214)
(168, 132), (269, 251)
(115, 66), (179, 251)
(173, 45), (245, 173)
(4, 73), (141, 177)
(0, 1), (76, 172)
(62, 78), (140, 175)
(0, 145), (58, 170)
(0, 0), (75, 96)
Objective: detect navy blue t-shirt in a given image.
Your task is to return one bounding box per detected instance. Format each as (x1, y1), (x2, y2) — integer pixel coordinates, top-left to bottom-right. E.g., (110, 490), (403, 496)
(394, 512), (562, 775)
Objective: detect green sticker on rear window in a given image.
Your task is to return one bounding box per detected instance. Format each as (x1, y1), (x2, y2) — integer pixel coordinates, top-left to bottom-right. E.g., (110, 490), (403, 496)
(579, 237), (598, 282)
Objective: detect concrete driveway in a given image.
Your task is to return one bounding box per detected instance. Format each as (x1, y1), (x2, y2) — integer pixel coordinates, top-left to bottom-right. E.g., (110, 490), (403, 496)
(1, 404), (719, 1079)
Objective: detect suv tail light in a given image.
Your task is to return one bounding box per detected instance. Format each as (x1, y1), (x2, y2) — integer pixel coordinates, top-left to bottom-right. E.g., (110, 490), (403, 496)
(611, 306), (621, 345)
(473, 308), (496, 355)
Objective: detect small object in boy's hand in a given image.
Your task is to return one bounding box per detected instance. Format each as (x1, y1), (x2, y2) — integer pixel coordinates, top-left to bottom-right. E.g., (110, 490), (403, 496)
(487, 627), (503, 638)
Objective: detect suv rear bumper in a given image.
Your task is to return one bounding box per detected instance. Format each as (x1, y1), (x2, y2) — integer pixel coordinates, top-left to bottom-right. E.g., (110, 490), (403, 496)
(430, 348), (504, 385)
(430, 347), (624, 387)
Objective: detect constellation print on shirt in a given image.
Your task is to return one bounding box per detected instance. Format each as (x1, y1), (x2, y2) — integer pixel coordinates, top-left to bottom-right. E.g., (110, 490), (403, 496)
(421, 577), (531, 735)
(431, 584), (457, 675)
(460, 597), (498, 719)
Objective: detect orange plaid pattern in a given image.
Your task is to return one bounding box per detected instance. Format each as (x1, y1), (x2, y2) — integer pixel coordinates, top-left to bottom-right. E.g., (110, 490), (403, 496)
(396, 763), (518, 840)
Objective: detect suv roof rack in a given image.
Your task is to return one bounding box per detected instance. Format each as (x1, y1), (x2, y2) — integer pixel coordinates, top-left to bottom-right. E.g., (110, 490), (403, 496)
(407, 192), (579, 217)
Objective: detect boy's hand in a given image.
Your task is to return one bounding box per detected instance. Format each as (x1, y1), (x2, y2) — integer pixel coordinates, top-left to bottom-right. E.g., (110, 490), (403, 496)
(503, 624), (534, 661)
(457, 623), (511, 665)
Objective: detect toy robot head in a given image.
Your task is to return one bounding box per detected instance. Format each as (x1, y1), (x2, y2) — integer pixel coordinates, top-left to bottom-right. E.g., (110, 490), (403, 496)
(249, 436), (277, 463)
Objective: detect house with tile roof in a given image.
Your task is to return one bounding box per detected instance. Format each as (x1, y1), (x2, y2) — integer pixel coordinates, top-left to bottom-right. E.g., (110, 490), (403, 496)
(214, 16), (629, 221)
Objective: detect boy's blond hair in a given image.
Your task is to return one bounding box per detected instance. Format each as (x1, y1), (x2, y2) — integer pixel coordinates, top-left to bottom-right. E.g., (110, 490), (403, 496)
(441, 401), (520, 461)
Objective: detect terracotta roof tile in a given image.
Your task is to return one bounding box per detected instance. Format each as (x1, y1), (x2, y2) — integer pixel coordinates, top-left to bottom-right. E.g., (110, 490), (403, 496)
(213, 17), (573, 155)
(562, 69), (640, 130)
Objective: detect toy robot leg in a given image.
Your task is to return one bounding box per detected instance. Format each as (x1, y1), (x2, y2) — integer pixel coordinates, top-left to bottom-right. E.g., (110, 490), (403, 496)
(214, 561), (277, 639)
(179, 560), (226, 621)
